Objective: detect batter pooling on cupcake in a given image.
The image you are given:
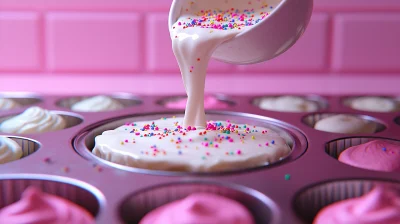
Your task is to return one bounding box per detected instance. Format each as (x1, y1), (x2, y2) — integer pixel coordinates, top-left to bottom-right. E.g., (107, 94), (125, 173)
(170, 0), (280, 128)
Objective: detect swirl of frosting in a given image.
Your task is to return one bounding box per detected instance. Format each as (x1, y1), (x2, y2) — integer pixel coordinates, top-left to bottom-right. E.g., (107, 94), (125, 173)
(339, 140), (400, 172)
(0, 98), (21, 111)
(0, 107), (66, 134)
(165, 95), (230, 109)
(0, 137), (22, 164)
(258, 96), (318, 112)
(314, 187), (400, 224)
(71, 96), (124, 112)
(0, 187), (94, 224)
(140, 193), (255, 224)
(314, 114), (376, 134)
(350, 97), (397, 112)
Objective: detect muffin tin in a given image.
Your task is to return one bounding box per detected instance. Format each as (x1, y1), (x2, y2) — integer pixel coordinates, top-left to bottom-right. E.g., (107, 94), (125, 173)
(0, 93), (399, 224)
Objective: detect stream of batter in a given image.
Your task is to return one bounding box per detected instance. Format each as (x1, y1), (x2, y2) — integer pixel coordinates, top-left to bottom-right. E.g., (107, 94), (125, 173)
(170, 0), (280, 128)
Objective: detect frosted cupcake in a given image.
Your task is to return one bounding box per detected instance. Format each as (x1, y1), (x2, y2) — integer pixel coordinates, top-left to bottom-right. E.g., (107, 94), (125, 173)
(140, 193), (255, 224)
(256, 96), (319, 112)
(0, 98), (21, 111)
(0, 136), (22, 164)
(313, 187), (400, 224)
(0, 107), (66, 134)
(93, 117), (291, 172)
(339, 140), (400, 173)
(0, 187), (95, 224)
(314, 114), (376, 134)
(71, 95), (124, 112)
(349, 96), (398, 112)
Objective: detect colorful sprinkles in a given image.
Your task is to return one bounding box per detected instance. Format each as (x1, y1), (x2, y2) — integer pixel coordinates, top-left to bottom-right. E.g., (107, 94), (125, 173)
(174, 0), (275, 31)
(116, 117), (281, 161)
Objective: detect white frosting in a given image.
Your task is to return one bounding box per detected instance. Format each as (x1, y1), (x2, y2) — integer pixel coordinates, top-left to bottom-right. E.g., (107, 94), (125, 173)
(0, 137), (22, 164)
(92, 117), (291, 172)
(71, 96), (124, 112)
(350, 97), (397, 112)
(258, 96), (319, 112)
(0, 107), (67, 134)
(171, 0), (280, 127)
(314, 114), (377, 134)
(0, 98), (21, 111)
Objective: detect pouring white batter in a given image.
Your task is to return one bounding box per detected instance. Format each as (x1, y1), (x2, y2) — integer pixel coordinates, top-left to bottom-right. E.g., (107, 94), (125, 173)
(170, 0), (281, 128)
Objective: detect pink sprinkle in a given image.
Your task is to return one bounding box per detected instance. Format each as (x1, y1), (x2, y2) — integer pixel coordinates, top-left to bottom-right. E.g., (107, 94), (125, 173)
(266, 142), (269, 146)
(237, 150), (242, 155)
(229, 139), (234, 143)
(135, 133), (140, 136)
(215, 144), (219, 148)
(189, 138), (193, 142)
(187, 126), (192, 131)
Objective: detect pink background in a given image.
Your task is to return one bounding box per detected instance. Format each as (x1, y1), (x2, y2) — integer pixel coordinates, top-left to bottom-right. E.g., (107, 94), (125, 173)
(0, 0), (399, 95)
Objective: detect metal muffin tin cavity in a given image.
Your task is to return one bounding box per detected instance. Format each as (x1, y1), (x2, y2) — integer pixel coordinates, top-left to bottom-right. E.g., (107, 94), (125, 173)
(0, 94), (399, 224)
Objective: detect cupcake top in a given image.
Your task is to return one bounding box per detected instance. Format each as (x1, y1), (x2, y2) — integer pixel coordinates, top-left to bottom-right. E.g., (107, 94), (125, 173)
(139, 193), (255, 224)
(313, 187), (400, 224)
(339, 140), (400, 172)
(314, 114), (376, 134)
(0, 98), (21, 111)
(0, 187), (95, 224)
(92, 117), (291, 172)
(350, 96), (398, 112)
(164, 95), (230, 109)
(71, 95), (124, 112)
(0, 136), (22, 164)
(0, 106), (66, 134)
(257, 96), (319, 112)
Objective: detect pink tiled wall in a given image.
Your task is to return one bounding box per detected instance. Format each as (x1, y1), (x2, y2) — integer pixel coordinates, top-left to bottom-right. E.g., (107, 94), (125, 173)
(0, 0), (400, 75)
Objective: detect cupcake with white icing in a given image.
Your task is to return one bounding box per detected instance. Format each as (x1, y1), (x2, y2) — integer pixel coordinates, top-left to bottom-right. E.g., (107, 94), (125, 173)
(0, 98), (21, 111)
(0, 137), (22, 164)
(71, 96), (124, 112)
(92, 117), (291, 172)
(0, 107), (66, 134)
(257, 96), (319, 112)
(349, 96), (398, 112)
(314, 114), (376, 134)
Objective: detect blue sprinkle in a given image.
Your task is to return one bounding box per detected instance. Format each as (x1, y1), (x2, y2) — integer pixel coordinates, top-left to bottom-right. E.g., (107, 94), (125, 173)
(383, 147), (387, 152)
(271, 140), (275, 144)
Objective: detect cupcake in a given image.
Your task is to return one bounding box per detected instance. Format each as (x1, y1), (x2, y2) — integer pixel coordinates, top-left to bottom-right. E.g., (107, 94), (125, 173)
(338, 140), (400, 172)
(0, 107), (66, 134)
(257, 96), (319, 112)
(139, 193), (255, 224)
(0, 136), (22, 164)
(349, 96), (398, 112)
(0, 187), (94, 224)
(313, 187), (400, 224)
(92, 117), (291, 172)
(314, 114), (376, 134)
(71, 95), (124, 112)
(164, 95), (230, 109)
(0, 98), (21, 111)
